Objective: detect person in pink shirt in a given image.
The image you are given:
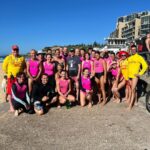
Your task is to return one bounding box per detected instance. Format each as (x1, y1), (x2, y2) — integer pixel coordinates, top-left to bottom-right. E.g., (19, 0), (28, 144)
(94, 51), (107, 106)
(26, 49), (42, 95)
(80, 68), (93, 108)
(82, 53), (94, 76)
(56, 70), (75, 107)
(43, 54), (55, 89)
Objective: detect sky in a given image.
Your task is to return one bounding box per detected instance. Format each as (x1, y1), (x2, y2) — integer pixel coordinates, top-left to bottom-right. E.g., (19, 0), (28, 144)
(0, 0), (149, 55)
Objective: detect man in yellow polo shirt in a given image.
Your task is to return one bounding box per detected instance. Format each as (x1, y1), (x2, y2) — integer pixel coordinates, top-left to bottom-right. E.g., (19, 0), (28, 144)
(2, 45), (26, 112)
(127, 45), (148, 110)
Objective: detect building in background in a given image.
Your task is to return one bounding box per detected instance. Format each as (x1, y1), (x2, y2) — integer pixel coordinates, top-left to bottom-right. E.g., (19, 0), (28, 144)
(107, 11), (150, 46)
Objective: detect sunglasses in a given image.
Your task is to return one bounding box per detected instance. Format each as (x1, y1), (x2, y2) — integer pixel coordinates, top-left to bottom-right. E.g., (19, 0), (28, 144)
(12, 49), (19, 51)
(121, 54), (127, 57)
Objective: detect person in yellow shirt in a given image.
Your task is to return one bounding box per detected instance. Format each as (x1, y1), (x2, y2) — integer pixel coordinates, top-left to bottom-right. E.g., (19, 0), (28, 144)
(127, 45), (148, 110)
(2, 45), (26, 112)
(119, 51), (130, 103)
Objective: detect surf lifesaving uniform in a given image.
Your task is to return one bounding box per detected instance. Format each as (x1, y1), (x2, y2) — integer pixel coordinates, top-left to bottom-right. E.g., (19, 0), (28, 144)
(119, 59), (129, 81)
(11, 81), (30, 111)
(82, 60), (92, 73)
(2, 54), (25, 94)
(80, 76), (92, 95)
(94, 59), (104, 79)
(28, 59), (40, 78)
(128, 53), (148, 79)
(59, 78), (69, 95)
(43, 61), (55, 88)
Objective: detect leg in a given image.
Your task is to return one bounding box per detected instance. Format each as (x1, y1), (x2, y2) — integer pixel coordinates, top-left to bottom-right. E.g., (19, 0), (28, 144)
(75, 81), (79, 101)
(86, 93), (92, 108)
(100, 76), (106, 105)
(80, 91), (86, 107)
(28, 78), (33, 95)
(67, 95), (75, 102)
(8, 95), (15, 112)
(59, 96), (66, 104)
(128, 78), (138, 110)
(95, 77), (101, 103)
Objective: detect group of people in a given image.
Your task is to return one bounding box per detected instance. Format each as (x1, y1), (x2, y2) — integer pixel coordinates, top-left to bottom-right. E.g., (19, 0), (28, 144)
(2, 39), (149, 116)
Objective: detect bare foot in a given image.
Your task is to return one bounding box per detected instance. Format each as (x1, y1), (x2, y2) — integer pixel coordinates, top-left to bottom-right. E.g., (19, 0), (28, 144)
(57, 105), (61, 109)
(127, 106), (132, 111)
(88, 103), (92, 108)
(116, 99), (121, 104)
(14, 110), (19, 116)
(8, 109), (15, 113)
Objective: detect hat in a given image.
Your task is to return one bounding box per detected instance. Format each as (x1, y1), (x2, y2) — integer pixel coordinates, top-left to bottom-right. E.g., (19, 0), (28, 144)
(119, 51), (129, 58)
(70, 48), (75, 52)
(37, 50), (45, 55)
(12, 45), (19, 50)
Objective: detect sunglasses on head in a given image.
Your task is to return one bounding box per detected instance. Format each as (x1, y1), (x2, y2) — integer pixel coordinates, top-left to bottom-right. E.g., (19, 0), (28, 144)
(121, 54), (127, 57)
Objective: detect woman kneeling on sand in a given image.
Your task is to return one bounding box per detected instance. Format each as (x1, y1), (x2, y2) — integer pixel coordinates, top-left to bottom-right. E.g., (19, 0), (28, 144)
(11, 72), (31, 116)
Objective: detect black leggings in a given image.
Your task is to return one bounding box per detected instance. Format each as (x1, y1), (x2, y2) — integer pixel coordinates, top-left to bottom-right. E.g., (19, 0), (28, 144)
(12, 98), (28, 111)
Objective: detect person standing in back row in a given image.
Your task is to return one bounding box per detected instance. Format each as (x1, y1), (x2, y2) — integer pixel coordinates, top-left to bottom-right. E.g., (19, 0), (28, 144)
(66, 48), (81, 101)
(127, 45), (148, 110)
(2, 45), (26, 112)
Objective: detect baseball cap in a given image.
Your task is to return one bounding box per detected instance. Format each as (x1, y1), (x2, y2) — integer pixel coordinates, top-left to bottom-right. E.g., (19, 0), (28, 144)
(12, 45), (19, 50)
(70, 48), (75, 52)
(37, 50), (45, 55)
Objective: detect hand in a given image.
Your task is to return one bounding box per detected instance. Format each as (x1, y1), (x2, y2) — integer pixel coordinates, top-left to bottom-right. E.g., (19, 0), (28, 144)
(86, 90), (90, 94)
(42, 96), (49, 102)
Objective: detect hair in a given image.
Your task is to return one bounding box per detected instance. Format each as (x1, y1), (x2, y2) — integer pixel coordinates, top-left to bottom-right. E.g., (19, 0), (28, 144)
(30, 49), (37, 54)
(80, 48), (86, 52)
(46, 53), (52, 58)
(110, 51), (115, 55)
(16, 72), (26, 78)
(95, 51), (100, 55)
(84, 53), (90, 59)
(41, 73), (49, 78)
(131, 45), (136, 48)
(83, 68), (89, 72)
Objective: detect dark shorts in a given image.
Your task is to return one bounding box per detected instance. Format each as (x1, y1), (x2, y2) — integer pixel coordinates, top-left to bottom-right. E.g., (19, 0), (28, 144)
(95, 72), (104, 79)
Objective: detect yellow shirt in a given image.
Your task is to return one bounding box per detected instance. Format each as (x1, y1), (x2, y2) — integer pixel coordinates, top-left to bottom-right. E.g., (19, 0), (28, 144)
(2, 54), (26, 78)
(119, 59), (128, 80)
(128, 53), (148, 78)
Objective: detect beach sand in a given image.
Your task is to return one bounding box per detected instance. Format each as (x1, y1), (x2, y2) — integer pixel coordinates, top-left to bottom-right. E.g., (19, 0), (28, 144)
(0, 63), (5, 103)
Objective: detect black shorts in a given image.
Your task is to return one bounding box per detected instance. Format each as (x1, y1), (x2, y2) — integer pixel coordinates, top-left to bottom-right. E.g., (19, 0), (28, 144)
(95, 72), (104, 79)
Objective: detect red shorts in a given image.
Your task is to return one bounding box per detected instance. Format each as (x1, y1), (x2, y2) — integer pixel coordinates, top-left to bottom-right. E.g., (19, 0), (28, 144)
(6, 78), (16, 95)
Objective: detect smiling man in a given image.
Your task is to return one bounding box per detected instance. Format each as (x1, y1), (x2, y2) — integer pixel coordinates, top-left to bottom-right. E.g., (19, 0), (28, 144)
(2, 45), (26, 112)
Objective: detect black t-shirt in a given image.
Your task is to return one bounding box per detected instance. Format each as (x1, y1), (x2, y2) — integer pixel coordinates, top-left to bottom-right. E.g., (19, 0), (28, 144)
(32, 82), (54, 101)
(67, 56), (81, 76)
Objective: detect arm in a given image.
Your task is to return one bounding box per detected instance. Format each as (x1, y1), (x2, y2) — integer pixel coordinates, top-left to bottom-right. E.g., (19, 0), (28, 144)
(26, 61), (33, 79)
(103, 60), (107, 83)
(56, 80), (65, 97)
(138, 56), (148, 76)
(77, 64), (81, 79)
(79, 78), (86, 92)
(146, 39), (150, 52)
(34, 62), (42, 80)
(91, 61), (94, 75)
(65, 80), (71, 96)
